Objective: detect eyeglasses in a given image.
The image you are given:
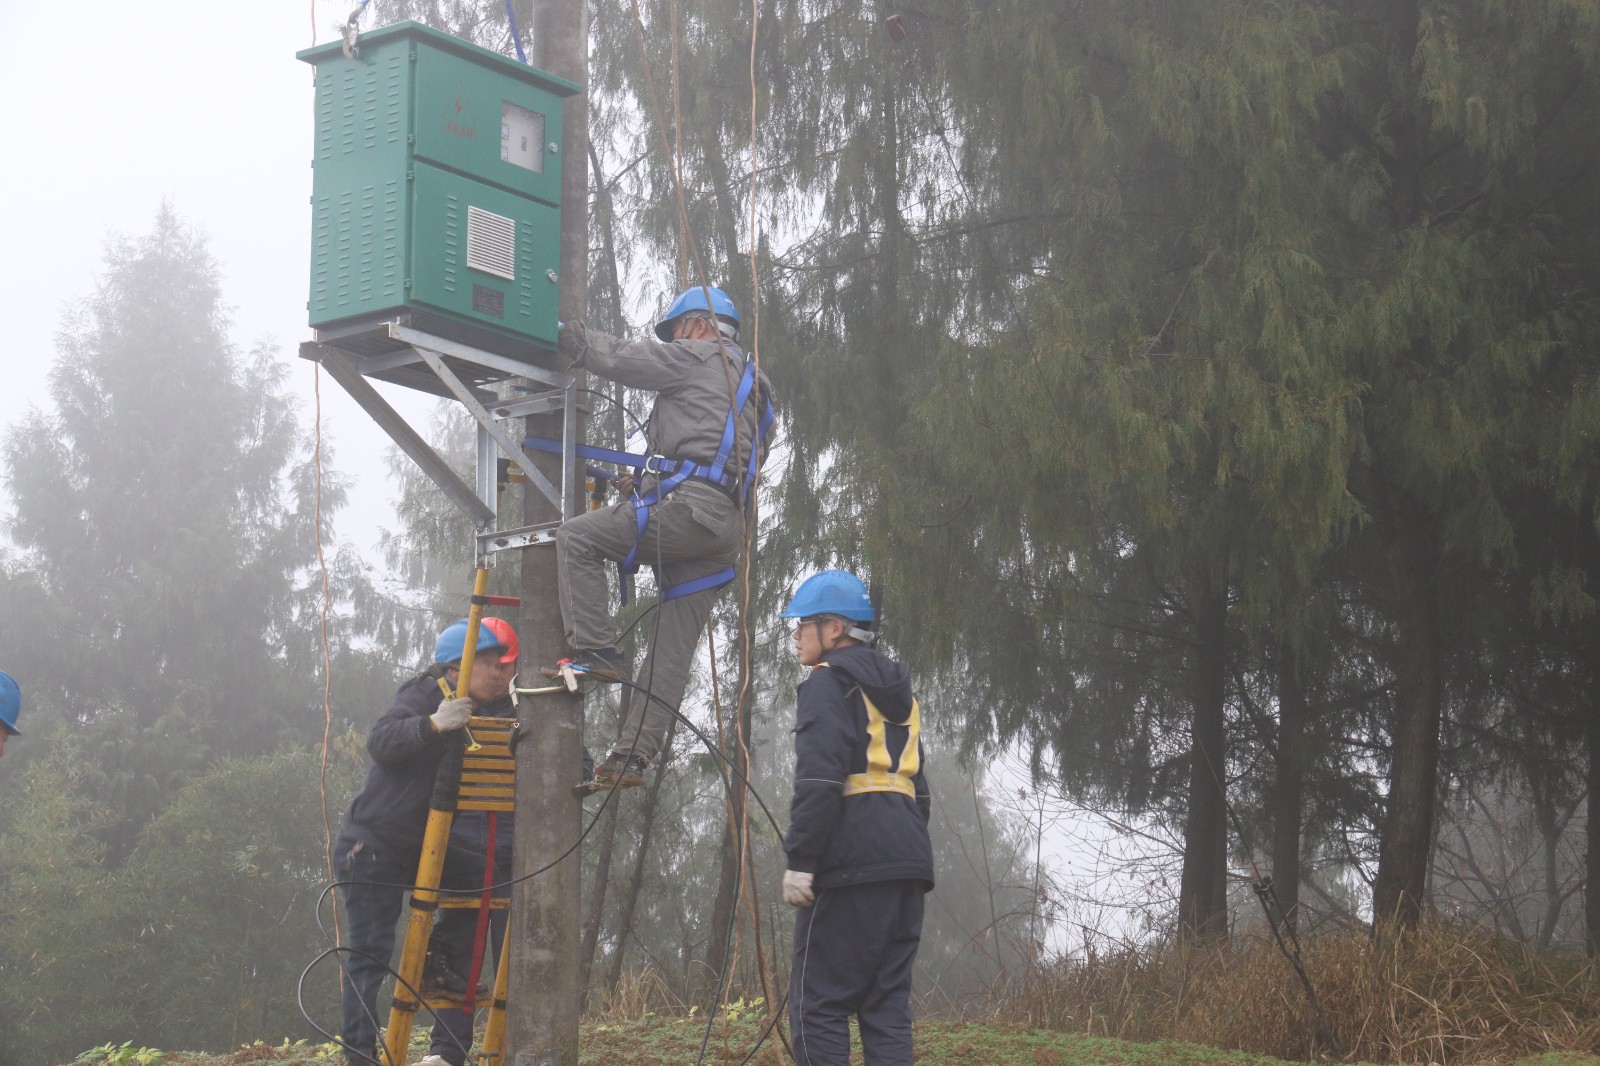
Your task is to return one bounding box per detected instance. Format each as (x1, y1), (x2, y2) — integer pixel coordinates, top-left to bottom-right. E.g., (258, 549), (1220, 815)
(790, 616), (836, 634)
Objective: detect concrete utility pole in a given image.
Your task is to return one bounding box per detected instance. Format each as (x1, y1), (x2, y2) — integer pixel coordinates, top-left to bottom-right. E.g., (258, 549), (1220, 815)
(509, 0), (587, 1060)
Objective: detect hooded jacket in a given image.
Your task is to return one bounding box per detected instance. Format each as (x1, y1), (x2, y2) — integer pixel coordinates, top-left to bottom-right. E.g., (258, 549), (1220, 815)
(783, 643), (934, 891)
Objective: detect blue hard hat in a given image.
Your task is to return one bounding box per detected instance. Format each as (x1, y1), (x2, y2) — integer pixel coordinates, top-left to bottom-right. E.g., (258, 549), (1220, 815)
(655, 285), (741, 341)
(781, 570), (875, 622)
(0, 670), (19, 736)
(433, 618), (514, 665)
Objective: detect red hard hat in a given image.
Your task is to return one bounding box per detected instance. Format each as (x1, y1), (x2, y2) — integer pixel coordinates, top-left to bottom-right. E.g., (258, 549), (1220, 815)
(480, 616), (519, 663)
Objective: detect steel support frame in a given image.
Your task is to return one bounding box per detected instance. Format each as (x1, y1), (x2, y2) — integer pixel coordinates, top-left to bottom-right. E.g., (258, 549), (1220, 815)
(302, 322), (576, 556)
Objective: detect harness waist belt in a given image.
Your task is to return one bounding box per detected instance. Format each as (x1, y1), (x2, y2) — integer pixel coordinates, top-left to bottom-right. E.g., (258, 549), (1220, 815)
(521, 436), (738, 492)
(841, 772), (916, 798)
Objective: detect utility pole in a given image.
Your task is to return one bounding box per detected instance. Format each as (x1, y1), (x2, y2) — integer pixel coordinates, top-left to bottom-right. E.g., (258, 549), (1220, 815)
(510, 0), (587, 1060)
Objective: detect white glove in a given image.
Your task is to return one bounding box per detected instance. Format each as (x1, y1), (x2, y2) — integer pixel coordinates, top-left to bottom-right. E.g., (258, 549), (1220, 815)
(429, 697), (474, 733)
(782, 869), (815, 908)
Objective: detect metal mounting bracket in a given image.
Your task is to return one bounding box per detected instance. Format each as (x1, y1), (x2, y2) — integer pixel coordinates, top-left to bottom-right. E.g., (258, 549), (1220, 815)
(299, 320), (578, 555)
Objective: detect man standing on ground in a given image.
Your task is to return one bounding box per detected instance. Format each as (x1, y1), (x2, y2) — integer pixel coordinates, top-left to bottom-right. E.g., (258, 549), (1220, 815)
(779, 570), (934, 1066)
(553, 284), (773, 790)
(334, 617), (518, 1066)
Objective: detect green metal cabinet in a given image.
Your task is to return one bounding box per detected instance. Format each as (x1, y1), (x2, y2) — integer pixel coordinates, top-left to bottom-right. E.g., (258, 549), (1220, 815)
(299, 22), (578, 351)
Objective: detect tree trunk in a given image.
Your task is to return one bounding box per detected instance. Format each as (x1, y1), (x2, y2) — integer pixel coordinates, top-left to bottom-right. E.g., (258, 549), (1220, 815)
(1271, 643), (1307, 932)
(579, 798), (620, 996)
(1586, 696), (1600, 956)
(700, 674), (754, 1003)
(586, 140), (627, 335)
(1533, 788), (1562, 950)
(1178, 575), (1230, 943)
(1372, 527), (1443, 930)
(604, 723), (676, 995)
(696, 128), (744, 285)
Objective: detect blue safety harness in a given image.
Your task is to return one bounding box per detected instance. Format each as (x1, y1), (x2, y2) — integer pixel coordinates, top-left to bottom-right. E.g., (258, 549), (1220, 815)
(523, 356), (774, 604)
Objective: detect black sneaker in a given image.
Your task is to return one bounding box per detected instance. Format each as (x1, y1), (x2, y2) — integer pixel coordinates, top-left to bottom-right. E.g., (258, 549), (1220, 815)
(593, 752), (649, 789)
(569, 647), (628, 684)
(420, 949), (487, 999)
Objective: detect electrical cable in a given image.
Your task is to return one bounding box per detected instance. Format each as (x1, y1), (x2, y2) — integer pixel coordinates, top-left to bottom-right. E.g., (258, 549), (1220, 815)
(502, 0), (528, 64)
(632, 477), (764, 1066)
(301, 517), (781, 1055)
(298, 412), (780, 1058)
(303, 0), (785, 1044)
(298, 944), (476, 1066)
(307, 0), (346, 993)
(575, 385), (649, 437)
(313, 358), (346, 990)
(297, 659), (790, 1064)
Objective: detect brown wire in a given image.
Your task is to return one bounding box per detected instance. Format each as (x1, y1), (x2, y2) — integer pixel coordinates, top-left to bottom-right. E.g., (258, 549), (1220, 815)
(622, 0), (782, 1042)
(314, 358), (345, 969)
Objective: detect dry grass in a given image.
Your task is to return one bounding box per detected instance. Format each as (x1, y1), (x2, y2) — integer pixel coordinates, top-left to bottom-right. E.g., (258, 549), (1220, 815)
(588, 966), (692, 1022)
(1004, 919), (1600, 1063)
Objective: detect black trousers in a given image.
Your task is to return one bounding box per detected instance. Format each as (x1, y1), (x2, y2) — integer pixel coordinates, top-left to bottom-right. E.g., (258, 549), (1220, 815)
(789, 879), (926, 1066)
(335, 831), (485, 1066)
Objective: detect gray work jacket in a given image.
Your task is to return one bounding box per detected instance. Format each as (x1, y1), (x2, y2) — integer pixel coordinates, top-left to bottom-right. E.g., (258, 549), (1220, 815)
(563, 323), (774, 479)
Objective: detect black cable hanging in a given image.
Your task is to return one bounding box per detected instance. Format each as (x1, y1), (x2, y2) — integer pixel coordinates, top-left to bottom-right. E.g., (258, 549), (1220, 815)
(297, 566), (789, 1066)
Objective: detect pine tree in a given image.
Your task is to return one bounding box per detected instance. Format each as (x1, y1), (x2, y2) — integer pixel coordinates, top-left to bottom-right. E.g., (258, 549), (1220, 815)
(0, 206), (390, 854)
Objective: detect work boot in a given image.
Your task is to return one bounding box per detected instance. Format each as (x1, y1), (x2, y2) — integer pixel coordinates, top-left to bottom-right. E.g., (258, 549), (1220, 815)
(567, 647), (629, 685)
(592, 752), (649, 790)
(420, 949), (487, 999)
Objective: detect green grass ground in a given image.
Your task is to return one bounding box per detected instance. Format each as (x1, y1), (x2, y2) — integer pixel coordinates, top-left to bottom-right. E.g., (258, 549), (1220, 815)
(80, 1020), (1600, 1066)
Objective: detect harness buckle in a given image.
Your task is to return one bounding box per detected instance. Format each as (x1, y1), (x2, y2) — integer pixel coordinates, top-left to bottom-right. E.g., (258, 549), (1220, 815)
(642, 454), (669, 475)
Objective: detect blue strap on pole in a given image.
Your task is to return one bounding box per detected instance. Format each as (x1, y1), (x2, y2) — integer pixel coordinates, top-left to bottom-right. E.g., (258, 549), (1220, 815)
(523, 435), (649, 471)
(521, 437), (739, 490)
(504, 0), (529, 63)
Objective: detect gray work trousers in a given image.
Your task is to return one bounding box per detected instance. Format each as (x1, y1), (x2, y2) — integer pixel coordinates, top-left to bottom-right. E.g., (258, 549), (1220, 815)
(555, 479), (742, 763)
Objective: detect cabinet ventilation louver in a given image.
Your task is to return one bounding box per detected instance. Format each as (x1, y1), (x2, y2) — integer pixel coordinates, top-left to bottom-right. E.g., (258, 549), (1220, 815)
(467, 205), (516, 281)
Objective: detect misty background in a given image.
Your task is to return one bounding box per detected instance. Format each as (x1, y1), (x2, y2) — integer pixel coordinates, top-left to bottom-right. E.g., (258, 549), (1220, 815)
(4, 1), (1600, 1065)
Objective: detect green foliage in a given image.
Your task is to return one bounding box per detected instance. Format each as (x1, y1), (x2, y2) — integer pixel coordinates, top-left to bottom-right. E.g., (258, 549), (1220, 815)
(0, 738), (143, 1065)
(0, 207), (395, 1065)
(129, 749), (367, 1051)
(566, 0), (1600, 942)
(75, 1043), (164, 1066)
(0, 205), (399, 858)
(0, 742), (366, 1066)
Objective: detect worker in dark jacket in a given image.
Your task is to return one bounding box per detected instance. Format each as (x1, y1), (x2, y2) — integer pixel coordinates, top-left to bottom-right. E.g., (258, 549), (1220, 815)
(554, 284), (773, 791)
(779, 571), (934, 1066)
(334, 618), (519, 1066)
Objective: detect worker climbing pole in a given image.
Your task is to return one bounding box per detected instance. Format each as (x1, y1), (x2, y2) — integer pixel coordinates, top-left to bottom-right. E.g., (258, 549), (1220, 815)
(536, 289), (774, 792)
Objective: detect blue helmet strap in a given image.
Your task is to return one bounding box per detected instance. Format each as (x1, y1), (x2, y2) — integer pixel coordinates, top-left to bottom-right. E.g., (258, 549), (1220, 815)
(815, 613), (876, 646)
